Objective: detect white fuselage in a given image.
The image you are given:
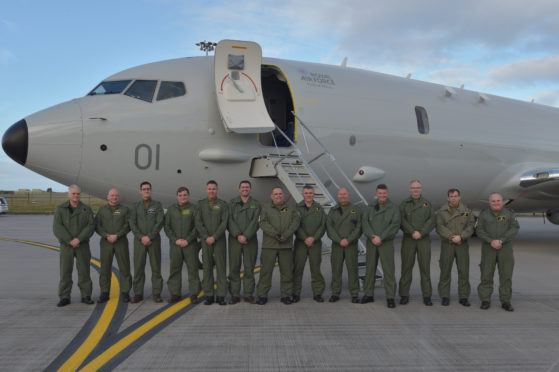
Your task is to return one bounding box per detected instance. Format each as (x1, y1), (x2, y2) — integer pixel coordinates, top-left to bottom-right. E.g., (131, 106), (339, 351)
(10, 55), (559, 210)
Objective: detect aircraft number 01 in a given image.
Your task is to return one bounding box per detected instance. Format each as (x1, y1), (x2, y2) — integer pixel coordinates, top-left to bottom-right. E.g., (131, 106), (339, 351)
(135, 144), (160, 170)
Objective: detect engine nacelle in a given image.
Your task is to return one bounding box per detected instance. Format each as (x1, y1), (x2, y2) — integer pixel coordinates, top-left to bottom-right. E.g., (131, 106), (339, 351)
(546, 209), (559, 225)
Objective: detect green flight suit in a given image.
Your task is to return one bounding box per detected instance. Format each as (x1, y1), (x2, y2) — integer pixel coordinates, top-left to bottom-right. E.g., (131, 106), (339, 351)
(362, 199), (400, 299)
(95, 203), (132, 294)
(293, 200), (326, 297)
(257, 203), (301, 299)
(53, 201), (95, 300)
(399, 196), (436, 298)
(228, 196), (261, 298)
(129, 199), (164, 296)
(165, 202), (201, 297)
(476, 208), (519, 303)
(435, 202), (475, 300)
(195, 198), (229, 298)
(326, 203), (362, 298)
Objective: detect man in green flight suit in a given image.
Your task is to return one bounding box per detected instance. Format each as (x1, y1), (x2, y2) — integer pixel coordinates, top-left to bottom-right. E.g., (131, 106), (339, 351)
(195, 180), (229, 305)
(477, 192), (519, 312)
(228, 180), (261, 305)
(293, 185), (326, 303)
(95, 188), (132, 303)
(399, 180), (436, 306)
(326, 187), (362, 303)
(165, 186), (201, 304)
(435, 188), (475, 307)
(129, 181), (165, 303)
(53, 184), (95, 307)
(257, 187), (301, 305)
(361, 184), (400, 308)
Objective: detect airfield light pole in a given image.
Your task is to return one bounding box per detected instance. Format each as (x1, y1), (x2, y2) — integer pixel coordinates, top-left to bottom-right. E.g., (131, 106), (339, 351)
(196, 41), (217, 56)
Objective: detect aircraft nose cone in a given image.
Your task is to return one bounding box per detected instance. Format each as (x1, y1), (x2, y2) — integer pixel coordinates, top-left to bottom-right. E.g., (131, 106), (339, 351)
(2, 119), (28, 165)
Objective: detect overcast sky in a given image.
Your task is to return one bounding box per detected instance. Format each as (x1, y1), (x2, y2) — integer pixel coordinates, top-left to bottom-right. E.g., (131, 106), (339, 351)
(1, 0), (558, 191)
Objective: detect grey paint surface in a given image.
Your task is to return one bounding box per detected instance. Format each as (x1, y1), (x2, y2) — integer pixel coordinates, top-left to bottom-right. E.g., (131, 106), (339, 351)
(0, 215), (558, 370)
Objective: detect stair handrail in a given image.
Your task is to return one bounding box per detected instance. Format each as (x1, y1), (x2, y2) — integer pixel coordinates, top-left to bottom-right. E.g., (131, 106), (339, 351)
(272, 124), (335, 206)
(291, 111), (368, 207)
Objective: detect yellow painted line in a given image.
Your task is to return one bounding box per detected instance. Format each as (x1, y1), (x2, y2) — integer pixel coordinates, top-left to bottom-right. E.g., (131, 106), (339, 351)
(80, 292), (201, 372)
(81, 264), (267, 369)
(59, 256), (119, 371)
(0, 237), (120, 371)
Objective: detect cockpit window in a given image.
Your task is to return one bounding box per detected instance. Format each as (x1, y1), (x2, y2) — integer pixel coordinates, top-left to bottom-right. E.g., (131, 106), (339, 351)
(156, 81), (186, 101)
(125, 80), (157, 102)
(88, 80), (132, 95)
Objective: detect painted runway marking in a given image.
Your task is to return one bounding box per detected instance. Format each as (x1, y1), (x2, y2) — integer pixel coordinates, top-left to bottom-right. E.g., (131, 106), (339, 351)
(0, 238), (120, 371)
(1, 237), (329, 370)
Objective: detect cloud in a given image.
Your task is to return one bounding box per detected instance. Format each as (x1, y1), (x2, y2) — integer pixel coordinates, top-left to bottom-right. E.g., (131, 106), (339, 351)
(485, 55), (559, 86)
(427, 67), (478, 88)
(278, 0), (559, 68)
(0, 18), (18, 32)
(532, 90), (559, 106)
(0, 49), (16, 64)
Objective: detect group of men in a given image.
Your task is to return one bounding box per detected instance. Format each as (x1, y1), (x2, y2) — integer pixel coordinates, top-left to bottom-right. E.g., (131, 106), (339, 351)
(53, 179), (519, 312)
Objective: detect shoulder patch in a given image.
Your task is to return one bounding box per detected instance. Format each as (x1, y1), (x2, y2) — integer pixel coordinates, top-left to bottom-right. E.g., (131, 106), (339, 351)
(461, 212), (470, 217)
(422, 203), (429, 208)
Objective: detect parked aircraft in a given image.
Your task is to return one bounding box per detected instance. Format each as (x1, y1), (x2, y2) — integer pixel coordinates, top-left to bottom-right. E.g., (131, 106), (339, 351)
(3, 40), (559, 223)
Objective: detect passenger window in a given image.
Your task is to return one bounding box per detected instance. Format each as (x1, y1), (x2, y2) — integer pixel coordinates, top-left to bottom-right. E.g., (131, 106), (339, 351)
(88, 80), (132, 95)
(125, 80), (157, 102)
(157, 81), (186, 101)
(415, 106), (429, 134)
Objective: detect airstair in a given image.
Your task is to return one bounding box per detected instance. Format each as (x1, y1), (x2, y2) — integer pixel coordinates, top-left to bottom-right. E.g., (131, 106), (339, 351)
(250, 113), (384, 286)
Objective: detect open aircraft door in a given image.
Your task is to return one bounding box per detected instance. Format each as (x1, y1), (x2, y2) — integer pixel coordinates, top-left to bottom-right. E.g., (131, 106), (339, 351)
(214, 40), (275, 133)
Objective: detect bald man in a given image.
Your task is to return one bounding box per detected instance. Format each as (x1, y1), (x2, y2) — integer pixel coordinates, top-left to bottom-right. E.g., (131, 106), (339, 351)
(326, 188), (362, 303)
(95, 188), (132, 303)
(476, 193), (519, 311)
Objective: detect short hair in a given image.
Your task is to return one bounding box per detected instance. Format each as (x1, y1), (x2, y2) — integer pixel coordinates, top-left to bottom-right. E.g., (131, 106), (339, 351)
(447, 188), (460, 196)
(376, 184), (388, 190)
(176, 186), (190, 195)
(207, 180), (218, 187)
(489, 192), (502, 200)
(68, 184), (81, 192)
(239, 180), (251, 188)
(303, 185), (314, 191)
(272, 186), (283, 193)
(409, 179), (421, 185)
(140, 181), (151, 189)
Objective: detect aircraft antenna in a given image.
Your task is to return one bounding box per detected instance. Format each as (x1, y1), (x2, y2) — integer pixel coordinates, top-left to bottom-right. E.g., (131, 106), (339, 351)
(196, 41), (217, 56)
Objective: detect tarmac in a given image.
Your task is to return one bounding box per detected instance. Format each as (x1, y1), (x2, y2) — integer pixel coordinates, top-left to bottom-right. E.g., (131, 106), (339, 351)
(0, 214), (558, 371)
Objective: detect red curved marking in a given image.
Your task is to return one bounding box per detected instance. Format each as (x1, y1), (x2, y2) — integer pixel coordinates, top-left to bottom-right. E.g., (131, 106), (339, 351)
(508, 190), (529, 206)
(242, 72), (258, 92)
(220, 75), (229, 91)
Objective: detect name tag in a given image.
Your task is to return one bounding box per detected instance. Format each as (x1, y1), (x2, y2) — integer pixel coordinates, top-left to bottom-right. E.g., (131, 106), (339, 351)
(113, 210), (121, 215)
(182, 209), (190, 215)
(461, 212), (470, 217)
(497, 216), (506, 222)
(147, 207), (157, 215)
(212, 205), (221, 210)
